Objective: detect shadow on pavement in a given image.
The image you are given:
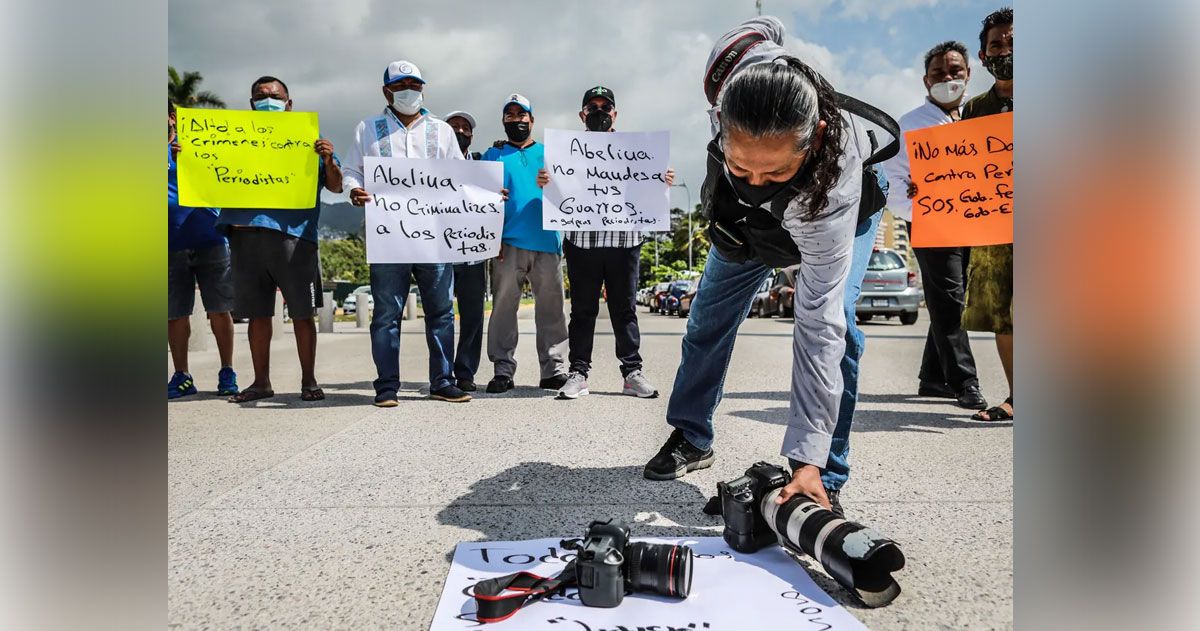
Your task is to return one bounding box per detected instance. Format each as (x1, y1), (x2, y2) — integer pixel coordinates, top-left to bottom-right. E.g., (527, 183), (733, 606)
(437, 462), (721, 556)
(726, 406), (1010, 433)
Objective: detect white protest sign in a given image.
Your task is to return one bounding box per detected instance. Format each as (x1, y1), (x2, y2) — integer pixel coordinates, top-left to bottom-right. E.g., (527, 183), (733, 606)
(542, 129), (671, 232)
(430, 536), (867, 631)
(364, 157), (504, 264)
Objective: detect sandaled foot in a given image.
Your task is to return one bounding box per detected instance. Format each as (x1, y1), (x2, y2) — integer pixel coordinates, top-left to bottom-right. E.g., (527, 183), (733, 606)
(972, 396), (1013, 421)
(228, 387), (274, 403)
(300, 386), (325, 401)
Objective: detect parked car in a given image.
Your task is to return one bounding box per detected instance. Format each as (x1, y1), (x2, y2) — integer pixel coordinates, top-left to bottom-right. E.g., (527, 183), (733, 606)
(677, 274), (704, 317)
(764, 266), (799, 317)
(637, 285), (657, 307)
(342, 285), (373, 315)
(648, 282), (672, 313)
(855, 248), (923, 325)
(661, 280), (694, 316)
(748, 276), (774, 317)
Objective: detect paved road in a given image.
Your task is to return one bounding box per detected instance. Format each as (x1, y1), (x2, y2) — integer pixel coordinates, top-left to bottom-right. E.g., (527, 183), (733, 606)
(168, 306), (1012, 630)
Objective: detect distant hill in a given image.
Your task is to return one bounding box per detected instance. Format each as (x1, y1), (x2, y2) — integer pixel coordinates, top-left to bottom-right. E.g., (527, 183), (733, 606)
(318, 202), (363, 239)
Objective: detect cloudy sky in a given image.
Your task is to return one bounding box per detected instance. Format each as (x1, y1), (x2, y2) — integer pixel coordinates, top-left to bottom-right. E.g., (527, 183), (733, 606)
(169, 0), (1000, 206)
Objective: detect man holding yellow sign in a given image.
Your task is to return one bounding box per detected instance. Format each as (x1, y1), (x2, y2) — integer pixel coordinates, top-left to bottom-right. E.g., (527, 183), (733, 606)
(197, 75), (344, 403)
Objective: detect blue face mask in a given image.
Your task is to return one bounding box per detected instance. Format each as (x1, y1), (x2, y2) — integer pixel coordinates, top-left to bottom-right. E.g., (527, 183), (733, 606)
(252, 97), (287, 112)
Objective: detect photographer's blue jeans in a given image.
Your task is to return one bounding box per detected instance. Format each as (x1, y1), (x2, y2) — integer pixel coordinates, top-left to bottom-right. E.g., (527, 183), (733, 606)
(665, 212), (881, 492)
(369, 263), (456, 396)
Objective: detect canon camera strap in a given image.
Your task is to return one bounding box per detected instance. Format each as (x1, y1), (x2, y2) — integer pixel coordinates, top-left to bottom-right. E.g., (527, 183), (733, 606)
(834, 91), (900, 166)
(471, 561), (577, 624)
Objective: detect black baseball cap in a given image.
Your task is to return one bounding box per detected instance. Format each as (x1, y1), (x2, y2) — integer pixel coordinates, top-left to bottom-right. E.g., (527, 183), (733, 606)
(581, 86), (615, 109)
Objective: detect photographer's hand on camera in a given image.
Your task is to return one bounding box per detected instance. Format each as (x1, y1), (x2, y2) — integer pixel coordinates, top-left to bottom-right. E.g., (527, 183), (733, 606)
(776, 463), (831, 510)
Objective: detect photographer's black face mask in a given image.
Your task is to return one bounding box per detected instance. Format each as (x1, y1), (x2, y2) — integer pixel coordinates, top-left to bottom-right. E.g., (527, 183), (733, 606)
(504, 120), (531, 143)
(585, 110), (613, 132)
(723, 157), (810, 209)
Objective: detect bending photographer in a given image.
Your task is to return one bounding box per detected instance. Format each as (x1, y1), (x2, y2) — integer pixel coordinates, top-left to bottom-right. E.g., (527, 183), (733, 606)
(643, 17), (892, 517)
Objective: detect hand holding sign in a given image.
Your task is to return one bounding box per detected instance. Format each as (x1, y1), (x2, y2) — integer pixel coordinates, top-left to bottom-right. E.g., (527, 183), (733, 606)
(541, 130), (671, 231)
(175, 107), (321, 209)
(364, 157), (505, 264)
(906, 111), (1013, 247)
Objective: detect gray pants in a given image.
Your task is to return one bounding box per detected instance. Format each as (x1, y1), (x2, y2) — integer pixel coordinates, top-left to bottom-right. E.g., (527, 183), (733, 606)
(487, 243), (569, 380)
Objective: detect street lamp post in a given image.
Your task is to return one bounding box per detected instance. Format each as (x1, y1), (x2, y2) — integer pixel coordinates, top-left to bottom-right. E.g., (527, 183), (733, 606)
(671, 181), (692, 271)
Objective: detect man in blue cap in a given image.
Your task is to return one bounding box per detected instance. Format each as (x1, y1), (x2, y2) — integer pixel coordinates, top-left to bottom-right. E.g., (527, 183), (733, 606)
(481, 93), (570, 394)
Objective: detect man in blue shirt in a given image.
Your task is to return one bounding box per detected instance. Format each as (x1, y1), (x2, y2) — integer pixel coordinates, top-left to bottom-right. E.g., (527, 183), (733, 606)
(215, 76), (344, 403)
(168, 101), (237, 399)
(481, 94), (569, 393)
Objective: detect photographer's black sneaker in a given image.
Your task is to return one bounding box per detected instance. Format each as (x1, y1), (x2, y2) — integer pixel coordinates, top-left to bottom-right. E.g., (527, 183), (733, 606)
(643, 429), (715, 481)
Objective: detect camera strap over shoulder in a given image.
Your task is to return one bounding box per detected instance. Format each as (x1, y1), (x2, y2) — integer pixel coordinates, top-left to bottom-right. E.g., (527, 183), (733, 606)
(471, 561), (578, 624)
(834, 91), (900, 166)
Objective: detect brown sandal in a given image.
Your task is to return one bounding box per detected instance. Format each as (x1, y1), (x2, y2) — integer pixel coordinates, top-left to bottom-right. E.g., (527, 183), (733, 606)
(228, 388), (274, 403)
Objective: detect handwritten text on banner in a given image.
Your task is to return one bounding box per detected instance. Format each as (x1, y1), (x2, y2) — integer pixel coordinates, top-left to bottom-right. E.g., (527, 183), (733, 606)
(906, 111), (1013, 248)
(175, 107), (320, 209)
(430, 536), (867, 630)
(542, 129), (671, 232)
(364, 157), (504, 264)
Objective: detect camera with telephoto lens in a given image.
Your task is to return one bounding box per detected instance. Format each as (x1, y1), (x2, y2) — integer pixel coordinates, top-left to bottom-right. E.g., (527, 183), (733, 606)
(717, 462), (906, 608)
(561, 519), (694, 608)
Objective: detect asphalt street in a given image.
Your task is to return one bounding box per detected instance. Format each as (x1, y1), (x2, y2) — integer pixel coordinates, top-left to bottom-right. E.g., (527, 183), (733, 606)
(168, 304), (1012, 630)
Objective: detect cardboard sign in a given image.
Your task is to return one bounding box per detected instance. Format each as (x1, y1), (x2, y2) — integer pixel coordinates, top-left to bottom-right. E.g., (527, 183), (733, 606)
(906, 111), (1013, 247)
(364, 157), (504, 264)
(542, 129), (671, 232)
(430, 536), (867, 630)
(175, 107), (321, 209)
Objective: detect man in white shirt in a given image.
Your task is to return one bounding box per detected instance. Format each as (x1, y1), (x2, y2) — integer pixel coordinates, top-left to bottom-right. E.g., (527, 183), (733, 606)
(882, 41), (986, 410)
(342, 60), (469, 407)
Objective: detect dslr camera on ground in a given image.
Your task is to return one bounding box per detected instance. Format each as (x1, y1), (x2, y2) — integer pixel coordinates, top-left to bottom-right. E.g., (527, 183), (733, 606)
(717, 462), (906, 607)
(562, 519), (694, 607)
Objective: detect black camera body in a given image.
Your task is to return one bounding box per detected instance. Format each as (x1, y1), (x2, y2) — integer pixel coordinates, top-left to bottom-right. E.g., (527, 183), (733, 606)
(565, 519), (694, 608)
(716, 462), (906, 608)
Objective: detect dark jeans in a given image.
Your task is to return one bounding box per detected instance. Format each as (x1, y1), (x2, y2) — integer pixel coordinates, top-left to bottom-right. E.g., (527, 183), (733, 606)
(369, 263), (455, 395)
(563, 240), (643, 377)
(452, 262), (486, 382)
(911, 239), (980, 391)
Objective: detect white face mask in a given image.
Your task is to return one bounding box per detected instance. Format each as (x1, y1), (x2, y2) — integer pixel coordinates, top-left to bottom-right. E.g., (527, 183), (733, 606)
(252, 97), (287, 112)
(929, 79), (967, 105)
(390, 89), (423, 115)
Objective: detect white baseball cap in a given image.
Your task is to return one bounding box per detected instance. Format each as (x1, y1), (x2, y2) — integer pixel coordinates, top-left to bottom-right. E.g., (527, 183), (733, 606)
(443, 111), (476, 129)
(502, 92), (533, 114)
(384, 60), (425, 85)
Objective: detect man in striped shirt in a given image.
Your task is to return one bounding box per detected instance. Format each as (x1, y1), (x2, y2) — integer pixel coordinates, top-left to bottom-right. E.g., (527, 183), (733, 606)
(537, 86), (672, 400)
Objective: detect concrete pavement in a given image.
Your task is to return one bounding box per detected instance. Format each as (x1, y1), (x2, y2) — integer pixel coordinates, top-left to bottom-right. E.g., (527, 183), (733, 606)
(168, 307), (1012, 630)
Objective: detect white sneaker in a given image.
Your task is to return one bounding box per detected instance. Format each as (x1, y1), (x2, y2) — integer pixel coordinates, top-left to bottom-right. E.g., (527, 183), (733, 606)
(622, 370), (659, 398)
(556, 372), (589, 399)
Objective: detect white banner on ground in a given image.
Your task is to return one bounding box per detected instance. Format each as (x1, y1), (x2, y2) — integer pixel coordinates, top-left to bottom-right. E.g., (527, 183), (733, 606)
(430, 536), (867, 631)
(364, 157), (504, 263)
(542, 129), (671, 232)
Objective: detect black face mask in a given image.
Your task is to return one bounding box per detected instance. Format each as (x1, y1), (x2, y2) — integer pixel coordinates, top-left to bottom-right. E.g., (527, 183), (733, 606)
(584, 110), (613, 132)
(503, 121), (531, 143)
(983, 52), (1013, 81)
(455, 132), (472, 152)
(723, 159), (809, 209)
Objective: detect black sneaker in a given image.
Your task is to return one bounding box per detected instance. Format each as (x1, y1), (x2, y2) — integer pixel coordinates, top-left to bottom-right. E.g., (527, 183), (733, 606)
(956, 384), (988, 410)
(430, 384), (471, 402)
(486, 375), (514, 393)
(373, 391), (399, 408)
(457, 378), (477, 392)
(539, 373), (569, 390)
(827, 489), (844, 519)
(643, 429), (715, 481)
(917, 380), (956, 399)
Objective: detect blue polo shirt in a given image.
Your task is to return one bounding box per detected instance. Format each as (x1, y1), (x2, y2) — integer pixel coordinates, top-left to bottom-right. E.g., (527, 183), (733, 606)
(168, 142), (225, 252)
(215, 143), (339, 244)
(481, 141), (561, 254)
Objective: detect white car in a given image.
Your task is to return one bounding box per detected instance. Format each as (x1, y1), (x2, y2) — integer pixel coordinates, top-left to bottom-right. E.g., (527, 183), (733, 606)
(342, 285), (373, 315)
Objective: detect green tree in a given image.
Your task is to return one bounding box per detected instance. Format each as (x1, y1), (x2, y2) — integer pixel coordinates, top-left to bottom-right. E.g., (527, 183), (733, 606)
(319, 238), (369, 285)
(168, 66), (226, 108)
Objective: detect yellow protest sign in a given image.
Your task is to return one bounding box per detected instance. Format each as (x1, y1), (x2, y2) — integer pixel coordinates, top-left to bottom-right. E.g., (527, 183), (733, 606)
(175, 107), (320, 209)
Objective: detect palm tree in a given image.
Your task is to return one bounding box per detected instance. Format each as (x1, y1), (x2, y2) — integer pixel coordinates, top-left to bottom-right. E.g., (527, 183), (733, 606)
(168, 66), (226, 108)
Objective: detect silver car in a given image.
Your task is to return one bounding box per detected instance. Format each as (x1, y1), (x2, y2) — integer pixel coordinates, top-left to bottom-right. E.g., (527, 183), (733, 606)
(856, 248), (923, 325)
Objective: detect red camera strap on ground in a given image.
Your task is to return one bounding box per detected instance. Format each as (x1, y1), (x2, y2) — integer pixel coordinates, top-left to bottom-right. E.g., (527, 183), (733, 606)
(472, 562), (577, 624)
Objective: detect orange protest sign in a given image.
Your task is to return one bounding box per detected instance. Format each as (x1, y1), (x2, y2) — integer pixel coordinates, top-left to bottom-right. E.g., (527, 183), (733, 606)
(906, 111), (1013, 247)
